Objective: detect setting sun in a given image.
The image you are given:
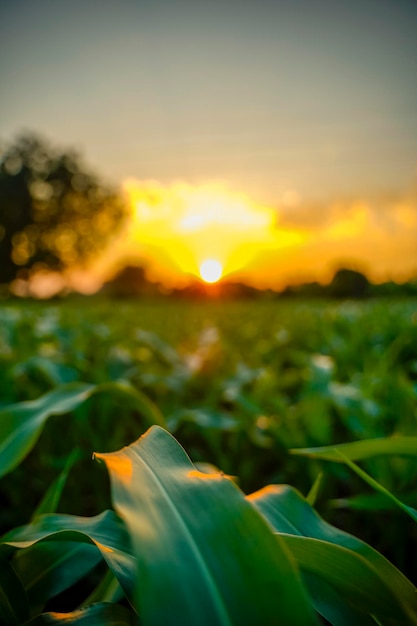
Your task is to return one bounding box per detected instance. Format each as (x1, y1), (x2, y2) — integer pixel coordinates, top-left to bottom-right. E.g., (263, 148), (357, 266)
(117, 179), (307, 288)
(199, 259), (223, 283)
(85, 177), (417, 294)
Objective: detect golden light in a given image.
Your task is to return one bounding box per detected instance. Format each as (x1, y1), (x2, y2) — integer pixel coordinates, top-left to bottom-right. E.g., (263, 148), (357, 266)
(199, 259), (223, 283)
(104, 179), (308, 288)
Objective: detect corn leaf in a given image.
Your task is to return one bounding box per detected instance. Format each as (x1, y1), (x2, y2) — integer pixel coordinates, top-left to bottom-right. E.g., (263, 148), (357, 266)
(12, 542), (102, 615)
(79, 570), (124, 607)
(31, 449), (80, 520)
(306, 472), (323, 506)
(334, 451), (417, 522)
(282, 535), (412, 624)
(0, 382), (165, 478)
(2, 510), (135, 605)
(249, 485), (417, 625)
(330, 490), (417, 512)
(290, 436), (417, 461)
(95, 425), (318, 626)
(301, 572), (376, 626)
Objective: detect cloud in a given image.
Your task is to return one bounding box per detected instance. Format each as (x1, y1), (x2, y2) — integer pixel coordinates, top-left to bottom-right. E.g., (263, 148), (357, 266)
(263, 188), (417, 286)
(85, 179), (417, 290)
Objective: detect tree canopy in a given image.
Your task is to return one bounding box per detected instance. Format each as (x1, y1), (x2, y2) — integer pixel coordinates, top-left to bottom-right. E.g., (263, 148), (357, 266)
(0, 133), (127, 287)
(328, 268), (370, 298)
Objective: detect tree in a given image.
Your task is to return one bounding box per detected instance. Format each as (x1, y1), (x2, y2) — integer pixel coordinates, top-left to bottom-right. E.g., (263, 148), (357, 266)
(104, 264), (161, 298)
(0, 133), (127, 287)
(328, 267), (370, 298)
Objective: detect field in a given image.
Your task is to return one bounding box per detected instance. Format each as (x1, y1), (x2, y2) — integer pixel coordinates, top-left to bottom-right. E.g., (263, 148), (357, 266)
(1, 296), (417, 624)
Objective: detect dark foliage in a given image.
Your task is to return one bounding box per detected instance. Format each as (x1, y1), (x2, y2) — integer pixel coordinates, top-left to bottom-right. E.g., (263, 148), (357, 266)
(0, 133), (127, 286)
(328, 268), (370, 298)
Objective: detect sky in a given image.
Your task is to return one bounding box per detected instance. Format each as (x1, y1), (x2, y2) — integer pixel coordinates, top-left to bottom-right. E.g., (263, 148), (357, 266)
(1, 0), (417, 290)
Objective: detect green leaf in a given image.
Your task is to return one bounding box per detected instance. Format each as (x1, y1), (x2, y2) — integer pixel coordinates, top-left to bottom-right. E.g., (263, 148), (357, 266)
(0, 384), (93, 479)
(334, 450), (417, 523)
(12, 542), (102, 615)
(23, 602), (138, 625)
(2, 510), (136, 605)
(96, 381), (165, 429)
(306, 472), (323, 506)
(301, 572), (376, 626)
(0, 381), (165, 478)
(290, 436), (417, 461)
(31, 449), (80, 520)
(95, 425), (318, 626)
(79, 570), (124, 607)
(282, 535), (412, 623)
(12, 356), (77, 387)
(0, 553), (30, 626)
(330, 490), (417, 512)
(290, 438), (417, 520)
(249, 485), (417, 625)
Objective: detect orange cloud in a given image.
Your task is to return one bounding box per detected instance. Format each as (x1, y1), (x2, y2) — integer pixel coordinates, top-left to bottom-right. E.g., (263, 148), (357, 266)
(70, 180), (417, 292)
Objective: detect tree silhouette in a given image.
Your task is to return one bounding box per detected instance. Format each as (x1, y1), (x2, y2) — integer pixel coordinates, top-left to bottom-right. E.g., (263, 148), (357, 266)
(328, 268), (370, 298)
(0, 133), (127, 286)
(104, 264), (161, 297)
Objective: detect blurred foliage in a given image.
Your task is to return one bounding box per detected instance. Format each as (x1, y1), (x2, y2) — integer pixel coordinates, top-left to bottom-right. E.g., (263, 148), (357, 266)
(0, 296), (417, 584)
(0, 133), (127, 289)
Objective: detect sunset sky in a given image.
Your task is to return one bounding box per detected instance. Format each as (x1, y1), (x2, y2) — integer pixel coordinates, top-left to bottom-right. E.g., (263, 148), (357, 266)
(1, 0), (417, 290)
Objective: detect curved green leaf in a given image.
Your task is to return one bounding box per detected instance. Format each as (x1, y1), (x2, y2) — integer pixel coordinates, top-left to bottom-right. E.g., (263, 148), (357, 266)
(301, 572), (376, 626)
(96, 381), (165, 428)
(282, 535), (412, 624)
(249, 485), (417, 625)
(95, 425), (318, 626)
(330, 490), (417, 512)
(12, 542), (102, 615)
(290, 436), (417, 462)
(306, 472), (323, 506)
(31, 449), (80, 520)
(0, 381), (165, 478)
(80, 570), (124, 606)
(334, 451), (417, 522)
(2, 510), (135, 605)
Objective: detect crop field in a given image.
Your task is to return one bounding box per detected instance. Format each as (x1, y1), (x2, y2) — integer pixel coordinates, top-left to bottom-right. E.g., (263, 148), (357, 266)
(1, 296), (417, 625)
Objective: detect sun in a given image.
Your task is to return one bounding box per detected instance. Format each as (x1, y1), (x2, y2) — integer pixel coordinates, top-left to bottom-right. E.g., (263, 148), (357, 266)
(199, 259), (223, 283)
(121, 179), (307, 288)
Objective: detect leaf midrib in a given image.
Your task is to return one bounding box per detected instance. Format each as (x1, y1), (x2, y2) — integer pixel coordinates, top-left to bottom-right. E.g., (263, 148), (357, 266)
(128, 446), (233, 626)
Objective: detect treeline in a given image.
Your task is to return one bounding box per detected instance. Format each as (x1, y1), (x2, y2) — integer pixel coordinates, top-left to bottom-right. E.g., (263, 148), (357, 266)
(104, 265), (417, 300)
(279, 268), (417, 299)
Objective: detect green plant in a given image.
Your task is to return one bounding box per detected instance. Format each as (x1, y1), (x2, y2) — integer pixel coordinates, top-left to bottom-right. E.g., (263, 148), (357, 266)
(2, 422), (417, 624)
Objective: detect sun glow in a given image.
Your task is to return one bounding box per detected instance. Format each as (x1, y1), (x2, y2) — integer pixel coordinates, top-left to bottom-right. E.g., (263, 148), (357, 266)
(199, 259), (223, 283)
(118, 179), (306, 287)
(80, 178), (417, 293)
